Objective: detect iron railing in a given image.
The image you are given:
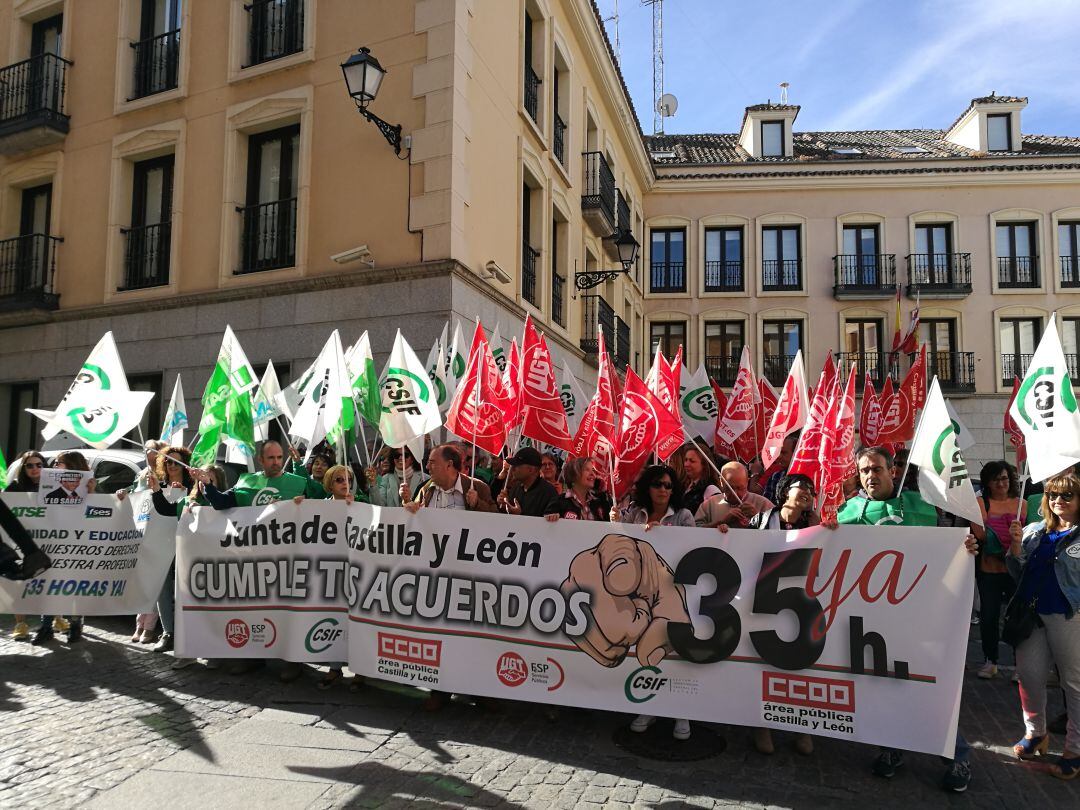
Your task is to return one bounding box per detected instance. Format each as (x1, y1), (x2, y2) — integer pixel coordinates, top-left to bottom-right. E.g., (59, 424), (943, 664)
(551, 272), (565, 326)
(244, 0), (304, 67)
(704, 260), (743, 292)
(906, 253), (972, 293)
(763, 354), (797, 387)
(1061, 256), (1080, 288)
(762, 259), (801, 291)
(650, 261), (685, 293)
(0, 233), (61, 306)
(705, 355), (740, 386)
(1002, 353), (1033, 386)
(1069, 354), (1080, 384)
(833, 254), (897, 293)
(615, 316), (630, 370)
(120, 222), (171, 290)
(998, 256), (1038, 288)
(0, 53), (71, 130)
(581, 151), (615, 230)
(836, 351), (899, 388)
(236, 197), (297, 274)
(522, 240), (539, 306)
(130, 29), (180, 99)
(553, 113), (565, 165)
(524, 64), (540, 122)
(927, 351), (976, 393)
(616, 189), (630, 233)
(580, 294), (614, 355)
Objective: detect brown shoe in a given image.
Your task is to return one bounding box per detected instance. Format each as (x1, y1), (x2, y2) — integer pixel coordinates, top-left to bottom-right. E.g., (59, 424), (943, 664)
(753, 727), (775, 755)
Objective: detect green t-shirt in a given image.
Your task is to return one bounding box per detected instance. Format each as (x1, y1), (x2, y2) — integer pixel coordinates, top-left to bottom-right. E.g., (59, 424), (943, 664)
(232, 471), (322, 506)
(836, 491), (939, 526)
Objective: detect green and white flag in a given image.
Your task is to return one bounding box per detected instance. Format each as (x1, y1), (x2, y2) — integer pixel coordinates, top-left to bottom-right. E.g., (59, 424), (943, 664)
(32, 389), (155, 450)
(345, 332), (381, 427)
(31, 331), (131, 441)
(252, 362), (284, 442)
(0, 445), (7, 490)
(559, 358), (587, 437)
(279, 357), (317, 422)
(425, 336), (450, 412)
(491, 324), (507, 374)
(159, 375), (188, 446)
(379, 329), (442, 448)
(191, 326), (257, 467)
(680, 363), (720, 443)
(1007, 312), (1080, 482)
(909, 377), (982, 525)
(943, 398), (975, 452)
(290, 330), (353, 451)
(445, 320), (468, 408)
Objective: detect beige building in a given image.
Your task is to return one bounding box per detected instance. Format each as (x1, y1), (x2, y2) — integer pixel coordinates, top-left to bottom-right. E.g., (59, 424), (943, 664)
(0, 0), (1077, 468)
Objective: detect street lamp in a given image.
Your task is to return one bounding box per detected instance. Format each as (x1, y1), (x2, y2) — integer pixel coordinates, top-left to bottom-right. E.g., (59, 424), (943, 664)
(574, 229), (640, 290)
(341, 47), (404, 155)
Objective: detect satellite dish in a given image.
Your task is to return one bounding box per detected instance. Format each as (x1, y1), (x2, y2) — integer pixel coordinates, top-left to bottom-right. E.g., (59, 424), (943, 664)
(657, 93), (678, 117)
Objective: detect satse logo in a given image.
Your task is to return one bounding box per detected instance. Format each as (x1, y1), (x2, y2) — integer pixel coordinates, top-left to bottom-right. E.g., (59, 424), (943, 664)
(762, 672), (855, 712)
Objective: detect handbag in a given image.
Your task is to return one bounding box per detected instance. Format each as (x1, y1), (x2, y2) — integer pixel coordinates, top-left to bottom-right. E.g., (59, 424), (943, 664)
(1001, 543), (1054, 648)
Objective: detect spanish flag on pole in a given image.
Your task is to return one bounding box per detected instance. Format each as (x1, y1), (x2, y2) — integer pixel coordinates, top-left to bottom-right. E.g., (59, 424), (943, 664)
(891, 285), (920, 354)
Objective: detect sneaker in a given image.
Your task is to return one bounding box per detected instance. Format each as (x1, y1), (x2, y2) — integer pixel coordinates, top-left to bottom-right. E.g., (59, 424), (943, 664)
(872, 749), (905, 778)
(66, 619), (83, 643)
(673, 719), (691, 740)
(152, 633), (173, 653)
(52, 617), (70, 633)
(942, 760), (971, 792)
(12, 621), (30, 641)
(977, 661), (998, 679)
(171, 657), (197, 670)
(630, 714), (656, 733)
(30, 625), (54, 645)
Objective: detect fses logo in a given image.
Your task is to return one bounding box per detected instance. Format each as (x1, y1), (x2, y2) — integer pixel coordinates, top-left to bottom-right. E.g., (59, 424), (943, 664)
(84, 506), (113, 518)
(762, 672), (855, 712)
(496, 652), (528, 687)
(225, 619), (250, 648)
(378, 632), (441, 666)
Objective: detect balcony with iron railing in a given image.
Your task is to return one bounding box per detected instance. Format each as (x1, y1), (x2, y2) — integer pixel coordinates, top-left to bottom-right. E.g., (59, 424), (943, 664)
(0, 233), (61, 311)
(763, 354), (797, 387)
(997, 256), (1039, 288)
(603, 189), (631, 261)
(0, 53), (71, 154)
(236, 197), (297, 274)
(522, 240), (539, 306)
(762, 259), (801, 292)
(524, 64), (540, 123)
(581, 151), (615, 236)
(1061, 256), (1080, 289)
(580, 294), (615, 356)
(650, 262), (685, 294)
(905, 253), (972, 297)
(553, 113), (565, 166)
(615, 316), (630, 370)
(129, 29), (180, 100)
(836, 351), (899, 388)
(1069, 354), (1080, 384)
(1002, 353), (1033, 386)
(925, 351), (976, 394)
(705, 355), (740, 387)
(551, 272), (565, 327)
(833, 254), (897, 298)
(704, 260), (743, 292)
(120, 222), (171, 290)
(244, 0), (304, 67)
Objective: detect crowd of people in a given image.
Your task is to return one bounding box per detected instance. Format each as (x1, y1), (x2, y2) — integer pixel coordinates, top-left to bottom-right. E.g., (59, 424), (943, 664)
(4, 433), (1079, 793)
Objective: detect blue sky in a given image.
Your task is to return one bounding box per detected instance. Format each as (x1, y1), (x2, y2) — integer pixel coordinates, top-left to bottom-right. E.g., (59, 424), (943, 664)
(601, 0), (1080, 136)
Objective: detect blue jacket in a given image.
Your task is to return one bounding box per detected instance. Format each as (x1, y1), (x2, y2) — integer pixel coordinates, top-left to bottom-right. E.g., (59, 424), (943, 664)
(1008, 523), (1080, 619)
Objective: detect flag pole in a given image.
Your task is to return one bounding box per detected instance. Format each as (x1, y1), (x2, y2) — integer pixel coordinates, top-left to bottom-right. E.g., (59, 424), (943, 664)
(1015, 461), (1029, 523)
(116, 435), (197, 473)
(352, 398), (373, 469)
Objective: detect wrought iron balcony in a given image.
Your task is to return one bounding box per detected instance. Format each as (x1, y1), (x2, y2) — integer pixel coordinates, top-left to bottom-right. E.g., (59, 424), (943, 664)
(763, 354), (796, 387)
(244, 0), (304, 67)
(650, 262), (685, 293)
(705, 355), (740, 387)
(836, 351), (899, 388)
(1002, 353), (1033, 386)
(1069, 354), (1080, 384)
(236, 197), (297, 274)
(521, 240), (539, 306)
(833, 254), (897, 297)
(704, 260), (743, 292)
(120, 222), (171, 290)
(581, 151), (615, 236)
(580, 294), (615, 356)
(615, 316), (630, 370)
(998, 256), (1038, 288)
(523, 64), (540, 123)
(905, 253), (972, 297)
(603, 189), (631, 261)
(1061, 256), (1080, 289)
(130, 29), (180, 100)
(0, 53), (71, 154)
(0, 233), (61, 311)
(552, 113), (565, 165)
(926, 351), (976, 394)
(551, 272), (565, 326)
(762, 259), (801, 292)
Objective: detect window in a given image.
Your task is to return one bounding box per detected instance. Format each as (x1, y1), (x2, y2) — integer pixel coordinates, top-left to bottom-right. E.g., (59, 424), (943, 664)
(761, 121), (783, 157)
(523, 12), (540, 122)
(125, 373), (163, 444)
(920, 318), (957, 356)
(650, 228), (686, 293)
(551, 217), (564, 326)
(238, 124), (299, 274)
(762, 226), (801, 290)
(650, 321), (685, 359)
(552, 64), (565, 165)
(6, 382), (38, 457)
(1059, 221), (1080, 287)
(839, 225), (881, 286)
(704, 321), (744, 385)
(842, 318), (887, 383)
(1000, 317), (1040, 384)
(996, 222), (1038, 288)
(896, 145), (929, 154)
(131, 0), (182, 99)
(704, 227), (743, 292)
(831, 147), (862, 155)
(920, 318), (971, 390)
(1063, 318), (1080, 383)
(762, 320), (803, 385)
(913, 223), (956, 286)
(245, 0), (304, 67)
(521, 182), (538, 306)
(6, 183), (57, 298)
(121, 155), (173, 290)
(987, 114), (1011, 152)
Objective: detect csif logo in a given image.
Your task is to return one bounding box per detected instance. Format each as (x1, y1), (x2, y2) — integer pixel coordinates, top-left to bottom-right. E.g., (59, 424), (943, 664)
(1017, 367), (1078, 431)
(681, 385), (717, 422)
(382, 368), (431, 415)
(624, 665), (668, 704)
(252, 487), (281, 506)
(67, 405), (120, 443)
(305, 618), (343, 653)
(930, 421), (966, 488)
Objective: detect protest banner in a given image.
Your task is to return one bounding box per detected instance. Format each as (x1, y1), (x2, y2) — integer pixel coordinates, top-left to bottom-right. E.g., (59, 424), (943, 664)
(39, 468), (92, 507)
(175, 502), (971, 756)
(0, 492), (176, 614)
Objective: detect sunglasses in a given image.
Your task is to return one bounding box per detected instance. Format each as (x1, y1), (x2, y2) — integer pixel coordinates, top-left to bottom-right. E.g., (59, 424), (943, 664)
(1048, 492), (1076, 502)
(650, 481), (674, 490)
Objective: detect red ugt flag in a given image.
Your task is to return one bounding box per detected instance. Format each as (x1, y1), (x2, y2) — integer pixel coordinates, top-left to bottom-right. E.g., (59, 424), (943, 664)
(572, 329), (618, 465)
(520, 316), (572, 451)
(818, 366), (858, 521)
(788, 352), (836, 481)
(859, 373), (881, 445)
(445, 322), (509, 455)
(612, 368), (683, 500)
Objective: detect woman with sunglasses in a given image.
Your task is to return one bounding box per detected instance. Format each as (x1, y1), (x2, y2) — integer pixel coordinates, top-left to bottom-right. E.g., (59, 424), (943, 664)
(621, 464), (694, 741)
(7, 451), (46, 641)
(1007, 470), (1080, 779)
(371, 447), (427, 507)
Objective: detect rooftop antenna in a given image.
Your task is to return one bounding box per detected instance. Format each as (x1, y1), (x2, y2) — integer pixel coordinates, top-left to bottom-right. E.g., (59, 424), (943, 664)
(780, 82), (789, 104)
(602, 0), (621, 64)
(642, 0), (664, 135)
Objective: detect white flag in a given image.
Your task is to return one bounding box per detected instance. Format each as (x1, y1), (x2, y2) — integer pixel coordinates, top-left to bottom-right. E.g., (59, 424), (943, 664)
(290, 331), (352, 449)
(425, 337), (450, 413)
(1007, 312), (1080, 481)
(491, 324), (507, 374)
(944, 398), (975, 452)
(379, 330), (442, 448)
(35, 332), (132, 441)
(445, 320), (468, 406)
(680, 364), (719, 443)
(909, 378), (983, 525)
(761, 350), (810, 469)
(159, 375), (188, 446)
(32, 389), (154, 450)
(252, 362), (284, 427)
(559, 359), (588, 437)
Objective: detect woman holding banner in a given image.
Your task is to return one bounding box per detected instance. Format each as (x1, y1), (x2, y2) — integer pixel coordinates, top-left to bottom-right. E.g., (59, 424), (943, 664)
(544, 458), (606, 521)
(1007, 470), (1080, 779)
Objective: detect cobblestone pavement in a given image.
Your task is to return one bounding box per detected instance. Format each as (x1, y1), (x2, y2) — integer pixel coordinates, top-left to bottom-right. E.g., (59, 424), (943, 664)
(0, 616), (1073, 808)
